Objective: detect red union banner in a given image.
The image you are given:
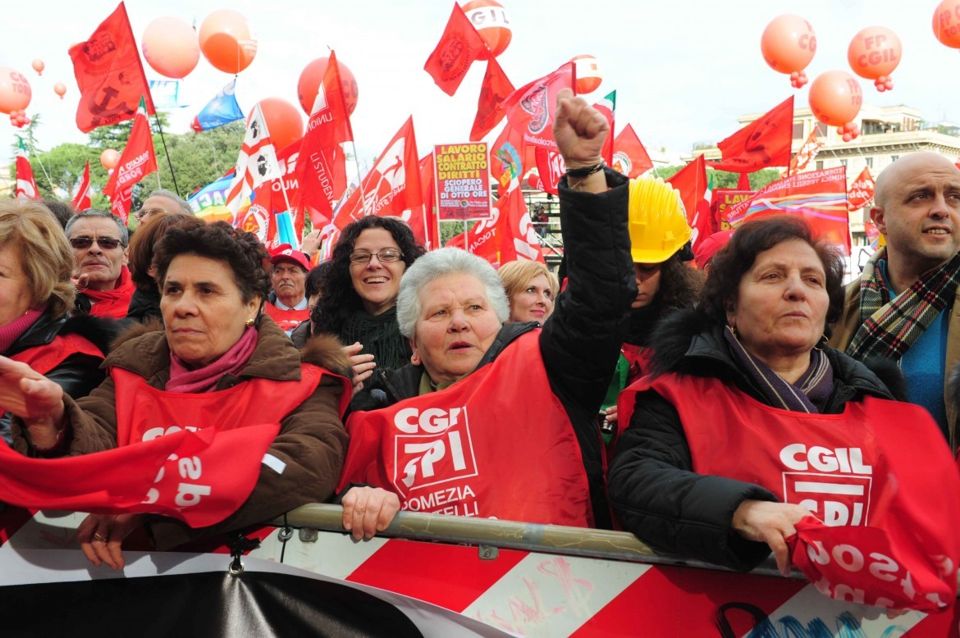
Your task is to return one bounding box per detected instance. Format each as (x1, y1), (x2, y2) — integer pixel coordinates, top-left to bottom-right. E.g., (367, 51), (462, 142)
(847, 166), (876, 211)
(725, 166), (851, 254)
(434, 142), (491, 222)
(711, 189), (756, 230)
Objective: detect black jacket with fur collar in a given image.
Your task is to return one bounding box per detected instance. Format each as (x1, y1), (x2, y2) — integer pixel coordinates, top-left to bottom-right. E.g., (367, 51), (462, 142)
(608, 308), (898, 571)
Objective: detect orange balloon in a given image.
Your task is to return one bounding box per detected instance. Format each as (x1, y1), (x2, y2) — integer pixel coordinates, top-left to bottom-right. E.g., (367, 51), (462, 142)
(808, 70), (863, 127)
(31, 59), (44, 76)
(571, 54), (602, 95)
(462, 0), (512, 59)
(0, 67), (31, 114)
(297, 57), (359, 116)
(199, 9), (256, 74)
(53, 82), (66, 99)
(254, 98), (304, 152)
(100, 149), (120, 170)
(848, 26), (901, 80)
(933, 0), (960, 48)
(143, 17), (200, 78)
(761, 14), (817, 74)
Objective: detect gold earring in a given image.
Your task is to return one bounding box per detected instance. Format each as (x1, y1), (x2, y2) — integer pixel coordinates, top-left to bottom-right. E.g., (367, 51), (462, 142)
(245, 317), (255, 327)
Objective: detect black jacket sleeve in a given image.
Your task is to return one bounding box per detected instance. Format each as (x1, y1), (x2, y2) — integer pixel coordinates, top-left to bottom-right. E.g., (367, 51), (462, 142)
(608, 390), (777, 571)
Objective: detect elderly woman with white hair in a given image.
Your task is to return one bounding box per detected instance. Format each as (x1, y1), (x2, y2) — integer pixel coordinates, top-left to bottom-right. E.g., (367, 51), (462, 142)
(336, 89), (636, 540)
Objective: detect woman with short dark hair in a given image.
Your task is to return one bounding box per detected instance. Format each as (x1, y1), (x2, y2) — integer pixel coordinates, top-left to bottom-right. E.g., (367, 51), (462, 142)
(609, 215), (902, 574)
(0, 222), (350, 569)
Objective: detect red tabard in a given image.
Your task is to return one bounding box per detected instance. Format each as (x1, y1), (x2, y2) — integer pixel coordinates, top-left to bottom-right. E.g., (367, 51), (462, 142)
(0, 364), (347, 529)
(264, 302), (310, 333)
(338, 331), (593, 526)
(620, 373), (960, 611)
(10, 333), (104, 374)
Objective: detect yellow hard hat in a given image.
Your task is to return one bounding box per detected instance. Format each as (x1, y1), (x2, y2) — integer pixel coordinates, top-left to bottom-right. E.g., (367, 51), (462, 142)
(627, 176), (692, 263)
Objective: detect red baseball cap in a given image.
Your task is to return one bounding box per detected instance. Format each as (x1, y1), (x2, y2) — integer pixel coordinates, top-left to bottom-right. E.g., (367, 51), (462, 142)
(270, 244), (310, 271)
(693, 230), (734, 270)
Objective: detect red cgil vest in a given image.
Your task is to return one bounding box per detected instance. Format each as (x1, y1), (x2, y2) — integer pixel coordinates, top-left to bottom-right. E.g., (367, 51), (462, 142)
(10, 332), (104, 374)
(619, 372), (960, 611)
(0, 363), (348, 529)
(264, 302), (310, 333)
(338, 331), (593, 527)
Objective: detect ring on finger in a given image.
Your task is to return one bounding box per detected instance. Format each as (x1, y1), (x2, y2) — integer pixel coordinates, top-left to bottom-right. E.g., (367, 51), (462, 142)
(93, 532), (107, 543)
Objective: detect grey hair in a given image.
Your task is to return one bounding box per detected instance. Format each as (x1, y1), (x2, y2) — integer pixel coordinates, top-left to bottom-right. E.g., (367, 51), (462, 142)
(146, 189), (193, 215)
(64, 209), (129, 246)
(397, 247), (509, 338)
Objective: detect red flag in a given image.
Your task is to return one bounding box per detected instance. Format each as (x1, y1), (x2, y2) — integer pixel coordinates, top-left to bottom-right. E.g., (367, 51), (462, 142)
(297, 50), (352, 224)
(612, 124), (653, 178)
(592, 91), (616, 166)
(667, 155), (711, 249)
(470, 57), (514, 141)
(423, 3), (487, 96)
(737, 172), (751, 190)
(502, 62), (576, 152)
(68, 2), (155, 133)
(336, 117), (426, 244)
(847, 166), (876, 211)
(252, 141), (305, 250)
(14, 139), (39, 200)
(489, 121), (525, 196)
(788, 126), (824, 174)
(495, 187), (544, 264)
(534, 147), (565, 196)
(418, 153), (440, 250)
(103, 97), (157, 223)
(708, 96), (794, 173)
(72, 161), (92, 210)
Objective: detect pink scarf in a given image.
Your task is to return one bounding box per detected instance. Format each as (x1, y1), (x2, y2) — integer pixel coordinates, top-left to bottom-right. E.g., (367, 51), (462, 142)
(0, 309), (44, 354)
(165, 326), (259, 393)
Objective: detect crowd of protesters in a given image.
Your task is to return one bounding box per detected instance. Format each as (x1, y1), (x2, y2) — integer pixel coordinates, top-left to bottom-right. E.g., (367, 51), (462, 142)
(0, 91), (959, 608)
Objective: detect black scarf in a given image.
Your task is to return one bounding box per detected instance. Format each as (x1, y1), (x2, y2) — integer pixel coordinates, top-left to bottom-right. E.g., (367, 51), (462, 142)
(338, 306), (411, 371)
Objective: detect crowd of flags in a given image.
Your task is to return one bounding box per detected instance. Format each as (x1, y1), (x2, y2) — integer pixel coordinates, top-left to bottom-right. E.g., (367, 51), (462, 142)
(14, 0), (879, 268)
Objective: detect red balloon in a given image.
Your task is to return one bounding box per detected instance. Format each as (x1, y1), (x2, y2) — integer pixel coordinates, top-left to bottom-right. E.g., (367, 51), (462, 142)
(462, 0), (512, 59)
(31, 59), (44, 76)
(571, 54), (602, 95)
(933, 0), (960, 48)
(0, 67), (31, 114)
(848, 26), (901, 83)
(53, 82), (66, 99)
(808, 70), (863, 127)
(199, 9), (257, 74)
(761, 15), (817, 74)
(100, 149), (120, 170)
(297, 57), (359, 116)
(254, 98), (304, 151)
(143, 17), (200, 78)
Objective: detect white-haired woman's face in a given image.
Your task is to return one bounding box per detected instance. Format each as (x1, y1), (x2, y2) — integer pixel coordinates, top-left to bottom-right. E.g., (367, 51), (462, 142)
(411, 273), (502, 385)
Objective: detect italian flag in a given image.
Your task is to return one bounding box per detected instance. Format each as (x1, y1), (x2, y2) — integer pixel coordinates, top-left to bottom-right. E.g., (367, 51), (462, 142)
(593, 90), (616, 165)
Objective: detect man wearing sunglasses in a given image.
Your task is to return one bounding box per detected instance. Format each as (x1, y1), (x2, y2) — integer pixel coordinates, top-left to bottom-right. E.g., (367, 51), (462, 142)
(65, 210), (135, 320)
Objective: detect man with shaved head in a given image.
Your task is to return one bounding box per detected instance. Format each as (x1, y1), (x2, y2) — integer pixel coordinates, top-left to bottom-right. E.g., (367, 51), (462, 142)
(831, 152), (960, 448)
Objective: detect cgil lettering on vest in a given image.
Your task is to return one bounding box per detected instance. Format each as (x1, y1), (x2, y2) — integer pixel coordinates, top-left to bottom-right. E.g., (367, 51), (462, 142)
(779, 444), (873, 474)
(394, 406), (465, 434)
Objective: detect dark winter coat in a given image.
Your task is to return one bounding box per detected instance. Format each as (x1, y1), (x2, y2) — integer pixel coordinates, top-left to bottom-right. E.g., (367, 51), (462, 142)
(608, 309), (898, 570)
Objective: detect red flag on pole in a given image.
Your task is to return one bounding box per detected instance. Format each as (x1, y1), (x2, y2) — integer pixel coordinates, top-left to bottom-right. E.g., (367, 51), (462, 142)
(847, 166), (876, 211)
(68, 2), (155, 133)
(593, 90), (616, 166)
(708, 96), (794, 173)
(788, 126), (824, 174)
(612, 124), (653, 178)
(72, 161), (92, 210)
(495, 187), (544, 264)
(737, 172), (751, 190)
(423, 3), (488, 96)
(667, 155), (711, 249)
(501, 62), (576, 152)
(102, 97), (157, 223)
(14, 138), (39, 200)
(419, 153), (440, 250)
(297, 50), (353, 224)
(470, 58), (514, 141)
(336, 117), (426, 244)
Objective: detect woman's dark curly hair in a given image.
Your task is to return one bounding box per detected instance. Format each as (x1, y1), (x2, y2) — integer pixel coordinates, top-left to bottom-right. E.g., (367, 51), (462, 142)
(128, 212), (204, 292)
(700, 215), (845, 326)
(653, 251), (703, 311)
(153, 221), (270, 304)
(312, 216), (425, 333)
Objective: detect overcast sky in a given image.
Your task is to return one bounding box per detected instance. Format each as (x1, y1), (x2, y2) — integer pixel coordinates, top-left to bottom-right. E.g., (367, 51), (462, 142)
(4, 0), (959, 172)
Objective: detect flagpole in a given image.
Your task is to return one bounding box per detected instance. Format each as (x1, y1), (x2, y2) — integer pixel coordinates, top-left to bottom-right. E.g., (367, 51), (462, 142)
(350, 140), (369, 216)
(152, 113), (180, 196)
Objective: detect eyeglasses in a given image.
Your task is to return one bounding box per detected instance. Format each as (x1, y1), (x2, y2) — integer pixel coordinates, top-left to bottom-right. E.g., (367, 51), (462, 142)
(349, 248), (403, 265)
(69, 236), (123, 250)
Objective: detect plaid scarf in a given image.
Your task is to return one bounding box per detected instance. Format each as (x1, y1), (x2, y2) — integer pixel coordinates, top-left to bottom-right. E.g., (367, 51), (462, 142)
(723, 326), (834, 413)
(847, 249), (960, 360)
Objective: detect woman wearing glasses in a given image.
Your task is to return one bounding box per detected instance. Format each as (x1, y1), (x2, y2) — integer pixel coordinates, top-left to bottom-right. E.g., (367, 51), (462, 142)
(0, 201), (115, 448)
(311, 217), (426, 388)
